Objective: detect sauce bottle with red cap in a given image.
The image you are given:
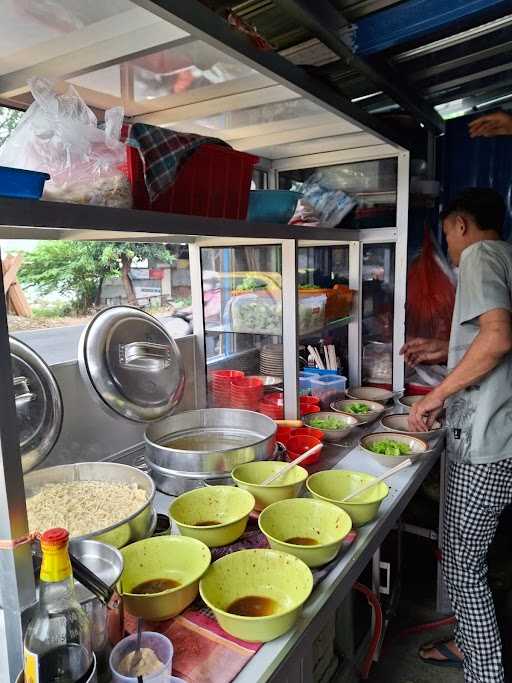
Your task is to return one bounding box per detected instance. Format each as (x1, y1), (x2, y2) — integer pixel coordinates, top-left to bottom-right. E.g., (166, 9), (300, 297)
(24, 528), (93, 682)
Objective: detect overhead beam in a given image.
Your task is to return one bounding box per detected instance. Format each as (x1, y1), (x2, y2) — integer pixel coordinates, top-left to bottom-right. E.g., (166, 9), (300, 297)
(273, 0), (445, 133)
(132, 84), (300, 125)
(250, 132), (381, 159)
(232, 121), (360, 151)
(130, 0), (408, 149)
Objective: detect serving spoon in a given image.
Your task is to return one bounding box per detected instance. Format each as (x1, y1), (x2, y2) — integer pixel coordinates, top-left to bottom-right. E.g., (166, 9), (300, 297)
(341, 458), (413, 502)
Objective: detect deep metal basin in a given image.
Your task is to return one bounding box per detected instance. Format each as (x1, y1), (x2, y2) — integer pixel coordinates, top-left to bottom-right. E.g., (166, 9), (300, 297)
(24, 462), (155, 549)
(145, 408), (276, 476)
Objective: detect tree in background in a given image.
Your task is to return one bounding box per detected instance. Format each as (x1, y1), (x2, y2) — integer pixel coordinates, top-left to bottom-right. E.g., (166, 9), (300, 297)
(0, 107), (23, 147)
(19, 241), (175, 313)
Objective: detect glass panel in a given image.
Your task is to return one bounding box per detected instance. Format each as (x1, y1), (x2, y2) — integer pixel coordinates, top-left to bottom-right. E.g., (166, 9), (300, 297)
(279, 158), (398, 229)
(71, 65), (121, 97)
(130, 40), (255, 102)
(297, 245), (351, 408)
(0, 0), (133, 62)
(189, 98), (321, 132)
(361, 244), (395, 387)
(202, 246), (284, 416)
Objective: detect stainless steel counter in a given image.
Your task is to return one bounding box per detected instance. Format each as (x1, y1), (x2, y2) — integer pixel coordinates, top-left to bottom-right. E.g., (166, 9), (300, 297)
(152, 438), (443, 683)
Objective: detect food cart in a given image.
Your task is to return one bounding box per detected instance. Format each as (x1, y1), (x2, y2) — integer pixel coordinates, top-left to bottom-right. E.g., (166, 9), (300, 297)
(0, 1), (447, 681)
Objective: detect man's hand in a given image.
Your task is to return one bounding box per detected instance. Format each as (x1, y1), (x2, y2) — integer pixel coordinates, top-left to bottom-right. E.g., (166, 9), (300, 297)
(469, 111), (512, 138)
(408, 392), (444, 432)
(400, 338), (449, 367)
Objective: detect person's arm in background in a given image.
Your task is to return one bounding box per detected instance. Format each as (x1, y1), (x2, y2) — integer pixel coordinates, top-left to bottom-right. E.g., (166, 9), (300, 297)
(408, 309), (512, 430)
(469, 111), (512, 137)
(400, 338), (449, 367)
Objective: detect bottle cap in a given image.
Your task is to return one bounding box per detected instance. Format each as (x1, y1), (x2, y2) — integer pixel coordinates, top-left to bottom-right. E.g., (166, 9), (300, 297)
(40, 528), (69, 549)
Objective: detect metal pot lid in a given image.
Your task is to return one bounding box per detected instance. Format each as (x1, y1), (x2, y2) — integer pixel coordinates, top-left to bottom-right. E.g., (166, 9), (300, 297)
(10, 337), (63, 474)
(78, 306), (185, 422)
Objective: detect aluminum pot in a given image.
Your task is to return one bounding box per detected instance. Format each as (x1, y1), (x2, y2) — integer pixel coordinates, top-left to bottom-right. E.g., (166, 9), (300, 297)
(24, 462), (155, 549)
(145, 408), (276, 496)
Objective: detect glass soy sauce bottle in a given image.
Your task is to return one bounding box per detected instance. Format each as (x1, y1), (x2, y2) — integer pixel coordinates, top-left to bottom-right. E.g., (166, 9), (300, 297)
(24, 528), (94, 682)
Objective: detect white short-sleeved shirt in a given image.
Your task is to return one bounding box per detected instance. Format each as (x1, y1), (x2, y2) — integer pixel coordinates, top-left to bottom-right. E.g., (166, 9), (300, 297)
(446, 240), (512, 464)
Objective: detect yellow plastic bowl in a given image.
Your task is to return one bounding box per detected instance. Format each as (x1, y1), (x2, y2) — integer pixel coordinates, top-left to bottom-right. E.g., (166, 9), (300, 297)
(231, 461), (308, 511)
(169, 485), (255, 547)
(119, 536), (211, 621)
(306, 470), (388, 527)
(200, 549), (313, 642)
(258, 498), (352, 567)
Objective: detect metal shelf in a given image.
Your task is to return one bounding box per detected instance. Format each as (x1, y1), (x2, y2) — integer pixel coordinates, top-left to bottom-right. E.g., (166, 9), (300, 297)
(205, 326), (282, 336)
(0, 197), (359, 244)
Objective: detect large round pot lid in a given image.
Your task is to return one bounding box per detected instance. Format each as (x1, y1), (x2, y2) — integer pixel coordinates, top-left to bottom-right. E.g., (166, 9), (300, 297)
(78, 306), (185, 423)
(10, 337), (63, 474)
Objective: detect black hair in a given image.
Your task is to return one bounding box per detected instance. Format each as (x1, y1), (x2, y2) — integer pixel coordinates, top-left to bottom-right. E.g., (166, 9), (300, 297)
(440, 187), (505, 234)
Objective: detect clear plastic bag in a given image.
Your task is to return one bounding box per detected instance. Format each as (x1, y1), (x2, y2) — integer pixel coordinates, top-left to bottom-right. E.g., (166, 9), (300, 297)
(300, 173), (357, 228)
(0, 78), (131, 207)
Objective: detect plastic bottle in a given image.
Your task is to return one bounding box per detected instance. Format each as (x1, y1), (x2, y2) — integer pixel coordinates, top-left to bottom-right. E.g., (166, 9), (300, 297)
(24, 528), (93, 683)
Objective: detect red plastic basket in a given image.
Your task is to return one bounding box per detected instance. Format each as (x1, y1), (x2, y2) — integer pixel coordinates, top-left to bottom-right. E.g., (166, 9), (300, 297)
(124, 132), (258, 219)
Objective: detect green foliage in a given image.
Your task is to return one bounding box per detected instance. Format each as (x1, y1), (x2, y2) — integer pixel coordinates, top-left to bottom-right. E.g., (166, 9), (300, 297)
(0, 107), (23, 147)
(19, 241), (175, 313)
(31, 302), (75, 318)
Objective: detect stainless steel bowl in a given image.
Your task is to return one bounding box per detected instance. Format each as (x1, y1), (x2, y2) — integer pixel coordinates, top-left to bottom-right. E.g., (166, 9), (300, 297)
(303, 411), (359, 442)
(24, 462), (155, 548)
(145, 408), (276, 474)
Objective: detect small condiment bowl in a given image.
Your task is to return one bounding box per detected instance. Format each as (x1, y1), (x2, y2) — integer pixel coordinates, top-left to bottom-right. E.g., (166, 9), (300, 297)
(258, 498), (352, 567)
(306, 470), (389, 527)
(169, 486), (255, 547)
(231, 461), (308, 511)
(380, 413), (444, 443)
(360, 431), (429, 468)
(346, 386), (395, 404)
(330, 398), (385, 424)
(303, 411), (358, 442)
(119, 536), (211, 621)
(199, 549), (313, 642)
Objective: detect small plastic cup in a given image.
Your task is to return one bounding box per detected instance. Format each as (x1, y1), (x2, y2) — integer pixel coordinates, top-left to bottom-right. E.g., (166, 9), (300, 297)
(290, 426), (325, 442)
(110, 632), (173, 683)
(286, 435), (323, 465)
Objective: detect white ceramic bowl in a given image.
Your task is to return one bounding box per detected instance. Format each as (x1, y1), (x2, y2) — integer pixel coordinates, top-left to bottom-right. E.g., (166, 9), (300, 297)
(303, 411), (358, 442)
(379, 414), (444, 443)
(359, 432), (429, 468)
(346, 386), (395, 404)
(330, 398), (385, 424)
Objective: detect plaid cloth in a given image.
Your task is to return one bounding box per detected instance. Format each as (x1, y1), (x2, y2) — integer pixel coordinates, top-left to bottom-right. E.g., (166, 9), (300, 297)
(442, 458), (512, 682)
(127, 123), (230, 201)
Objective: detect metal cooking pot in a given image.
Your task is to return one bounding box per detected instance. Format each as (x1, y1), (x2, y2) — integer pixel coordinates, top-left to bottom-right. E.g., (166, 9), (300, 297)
(24, 462), (155, 549)
(145, 408), (276, 496)
(17, 655), (97, 683)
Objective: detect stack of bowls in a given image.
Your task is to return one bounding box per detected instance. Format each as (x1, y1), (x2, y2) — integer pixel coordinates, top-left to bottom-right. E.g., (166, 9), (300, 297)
(300, 395), (321, 416)
(211, 370), (244, 408)
(230, 376), (264, 411)
(259, 392), (284, 419)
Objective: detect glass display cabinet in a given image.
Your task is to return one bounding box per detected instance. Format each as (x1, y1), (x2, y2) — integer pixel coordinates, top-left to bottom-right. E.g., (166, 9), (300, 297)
(189, 143), (408, 421)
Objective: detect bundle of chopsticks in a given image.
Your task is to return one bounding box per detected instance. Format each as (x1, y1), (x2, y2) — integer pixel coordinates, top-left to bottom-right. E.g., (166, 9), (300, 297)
(307, 344), (337, 371)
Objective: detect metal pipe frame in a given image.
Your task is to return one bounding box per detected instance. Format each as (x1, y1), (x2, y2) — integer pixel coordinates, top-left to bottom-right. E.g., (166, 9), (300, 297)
(0, 253), (36, 681)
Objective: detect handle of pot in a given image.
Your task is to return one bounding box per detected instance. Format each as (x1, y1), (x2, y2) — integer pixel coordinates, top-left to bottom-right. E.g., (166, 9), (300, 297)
(14, 376), (35, 408)
(118, 342), (171, 371)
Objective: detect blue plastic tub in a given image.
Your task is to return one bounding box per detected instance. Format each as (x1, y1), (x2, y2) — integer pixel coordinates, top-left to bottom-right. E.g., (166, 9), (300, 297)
(302, 368), (339, 377)
(0, 166), (50, 199)
(247, 190), (302, 224)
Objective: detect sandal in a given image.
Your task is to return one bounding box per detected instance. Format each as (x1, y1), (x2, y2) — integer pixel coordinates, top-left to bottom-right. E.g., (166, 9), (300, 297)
(419, 640), (463, 670)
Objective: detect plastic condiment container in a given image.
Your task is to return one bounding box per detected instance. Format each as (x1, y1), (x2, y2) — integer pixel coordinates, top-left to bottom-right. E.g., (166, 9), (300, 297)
(310, 375), (347, 409)
(110, 632), (173, 683)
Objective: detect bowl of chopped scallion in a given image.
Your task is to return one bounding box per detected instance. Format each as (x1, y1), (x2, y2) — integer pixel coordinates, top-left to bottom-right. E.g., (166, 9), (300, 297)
(359, 432), (428, 467)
